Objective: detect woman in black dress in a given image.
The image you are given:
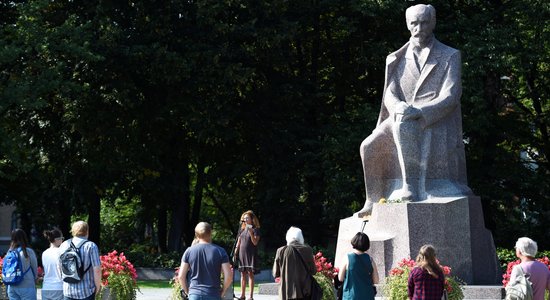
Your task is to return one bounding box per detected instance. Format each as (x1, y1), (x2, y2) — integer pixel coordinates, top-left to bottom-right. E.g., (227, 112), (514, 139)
(235, 210), (261, 300)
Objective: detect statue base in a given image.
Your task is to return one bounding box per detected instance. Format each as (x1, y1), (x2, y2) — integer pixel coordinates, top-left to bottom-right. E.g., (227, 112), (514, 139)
(335, 196), (501, 284)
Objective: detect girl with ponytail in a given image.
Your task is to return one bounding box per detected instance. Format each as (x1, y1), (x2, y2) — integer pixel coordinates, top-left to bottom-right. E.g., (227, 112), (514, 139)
(41, 228), (64, 300)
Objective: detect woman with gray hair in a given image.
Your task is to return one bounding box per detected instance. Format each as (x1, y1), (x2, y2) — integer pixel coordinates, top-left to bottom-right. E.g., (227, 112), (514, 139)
(509, 237), (550, 300)
(272, 227), (317, 300)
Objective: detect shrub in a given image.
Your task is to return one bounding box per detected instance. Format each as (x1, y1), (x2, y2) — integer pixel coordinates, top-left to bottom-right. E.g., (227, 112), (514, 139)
(384, 258), (464, 300)
(125, 248), (181, 268)
(97, 250), (139, 300)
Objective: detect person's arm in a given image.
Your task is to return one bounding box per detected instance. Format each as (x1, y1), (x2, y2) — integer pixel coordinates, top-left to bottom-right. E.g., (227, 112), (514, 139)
(234, 236), (241, 255)
(407, 268), (415, 299)
(221, 262), (232, 296)
(29, 249), (38, 281)
(508, 264), (519, 285)
(371, 260), (379, 284)
(384, 77), (406, 117)
(90, 244), (102, 294)
(248, 228), (260, 246)
(177, 262), (190, 295)
(272, 248), (281, 278)
(93, 266), (102, 293)
(338, 256), (348, 283)
(306, 247), (317, 275)
(416, 51), (461, 126)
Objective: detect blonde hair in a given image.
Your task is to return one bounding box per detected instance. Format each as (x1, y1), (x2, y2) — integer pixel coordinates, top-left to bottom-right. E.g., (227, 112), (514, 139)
(416, 244), (443, 278)
(240, 210), (261, 229)
(195, 222), (212, 239)
(71, 221), (89, 237)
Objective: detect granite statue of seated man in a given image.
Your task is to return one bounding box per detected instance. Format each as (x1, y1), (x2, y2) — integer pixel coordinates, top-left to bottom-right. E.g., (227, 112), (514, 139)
(357, 4), (471, 217)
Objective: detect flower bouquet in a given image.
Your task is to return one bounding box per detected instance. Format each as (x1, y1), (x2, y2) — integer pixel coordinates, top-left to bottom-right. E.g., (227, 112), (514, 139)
(384, 258), (464, 300)
(97, 250), (139, 300)
(503, 257), (550, 300)
(313, 251), (339, 300)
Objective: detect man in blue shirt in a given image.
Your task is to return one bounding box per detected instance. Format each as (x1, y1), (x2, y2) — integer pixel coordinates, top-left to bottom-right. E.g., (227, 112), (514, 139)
(178, 222), (232, 300)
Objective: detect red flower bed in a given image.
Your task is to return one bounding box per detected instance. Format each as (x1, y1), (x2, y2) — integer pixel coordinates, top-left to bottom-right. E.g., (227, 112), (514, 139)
(100, 250), (138, 286)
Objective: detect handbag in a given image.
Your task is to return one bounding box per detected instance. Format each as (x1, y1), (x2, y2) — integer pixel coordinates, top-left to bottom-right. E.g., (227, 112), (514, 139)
(180, 289), (189, 300)
(290, 246), (323, 300)
(334, 277), (343, 300)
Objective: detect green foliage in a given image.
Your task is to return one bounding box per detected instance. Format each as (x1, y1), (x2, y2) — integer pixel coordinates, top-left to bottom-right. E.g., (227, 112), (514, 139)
(169, 277), (183, 300)
(125, 248), (181, 269)
(97, 273), (137, 300)
(100, 198), (141, 253)
(497, 247), (517, 272)
(447, 276), (466, 300)
(0, 0), (549, 253)
(314, 273), (335, 300)
(384, 267), (411, 300)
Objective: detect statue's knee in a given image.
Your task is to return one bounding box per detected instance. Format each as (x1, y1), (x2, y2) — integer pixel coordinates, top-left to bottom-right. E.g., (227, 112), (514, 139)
(360, 139), (372, 157)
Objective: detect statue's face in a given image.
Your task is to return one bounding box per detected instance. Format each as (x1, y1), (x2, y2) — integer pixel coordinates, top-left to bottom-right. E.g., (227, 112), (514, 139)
(406, 8), (435, 48)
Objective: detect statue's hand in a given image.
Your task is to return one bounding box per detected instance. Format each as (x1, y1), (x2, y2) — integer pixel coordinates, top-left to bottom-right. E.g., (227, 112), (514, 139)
(394, 101), (410, 115)
(401, 106), (422, 121)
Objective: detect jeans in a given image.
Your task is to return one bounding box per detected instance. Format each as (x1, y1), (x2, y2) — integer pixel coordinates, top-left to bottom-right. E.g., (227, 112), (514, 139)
(63, 293), (95, 300)
(188, 294), (222, 300)
(41, 290), (64, 300)
(7, 287), (37, 300)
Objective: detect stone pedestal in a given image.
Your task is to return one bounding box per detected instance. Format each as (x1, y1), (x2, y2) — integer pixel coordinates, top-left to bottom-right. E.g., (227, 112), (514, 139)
(335, 196), (501, 284)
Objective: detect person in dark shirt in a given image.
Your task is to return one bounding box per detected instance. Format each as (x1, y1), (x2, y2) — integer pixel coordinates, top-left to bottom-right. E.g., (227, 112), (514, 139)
(407, 245), (445, 300)
(178, 222), (232, 300)
(234, 210), (261, 300)
(272, 227), (317, 300)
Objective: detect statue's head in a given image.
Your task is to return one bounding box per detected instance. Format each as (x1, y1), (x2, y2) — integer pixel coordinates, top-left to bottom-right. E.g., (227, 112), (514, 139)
(406, 4), (436, 48)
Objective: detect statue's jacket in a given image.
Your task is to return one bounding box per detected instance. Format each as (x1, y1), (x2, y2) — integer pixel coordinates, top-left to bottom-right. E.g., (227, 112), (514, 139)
(369, 38), (469, 194)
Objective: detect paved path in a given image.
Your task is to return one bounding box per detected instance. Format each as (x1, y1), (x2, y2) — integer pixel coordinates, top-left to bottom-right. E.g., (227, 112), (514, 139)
(37, 289), (278, 300)
(136, 288), (278, 300)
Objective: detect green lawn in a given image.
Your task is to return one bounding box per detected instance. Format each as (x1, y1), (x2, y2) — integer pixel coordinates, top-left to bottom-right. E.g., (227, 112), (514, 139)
(137, 280), (172, 289)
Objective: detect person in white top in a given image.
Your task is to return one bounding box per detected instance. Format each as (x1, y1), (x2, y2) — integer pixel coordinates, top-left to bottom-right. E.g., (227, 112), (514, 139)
(41, 228), (64, 300)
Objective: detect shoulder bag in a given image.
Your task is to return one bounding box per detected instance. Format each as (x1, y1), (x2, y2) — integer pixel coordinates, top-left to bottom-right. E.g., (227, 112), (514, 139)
(289, 246), (323, 300)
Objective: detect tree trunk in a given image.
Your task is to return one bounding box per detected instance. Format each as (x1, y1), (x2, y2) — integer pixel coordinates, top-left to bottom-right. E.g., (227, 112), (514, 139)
(59, 194), (72, 241)
(86, 189), (101, 247)
(157, 203), (168, 253)
(167, 156), (190, 252)
(188, 157), (205, 246)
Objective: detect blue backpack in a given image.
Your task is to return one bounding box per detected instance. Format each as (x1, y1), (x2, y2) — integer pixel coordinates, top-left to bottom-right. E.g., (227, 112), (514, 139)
(1, 247), (34, 285)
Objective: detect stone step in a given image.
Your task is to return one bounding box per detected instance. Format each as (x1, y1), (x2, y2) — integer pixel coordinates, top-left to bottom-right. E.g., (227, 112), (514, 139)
(258, 283), (505, 299)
